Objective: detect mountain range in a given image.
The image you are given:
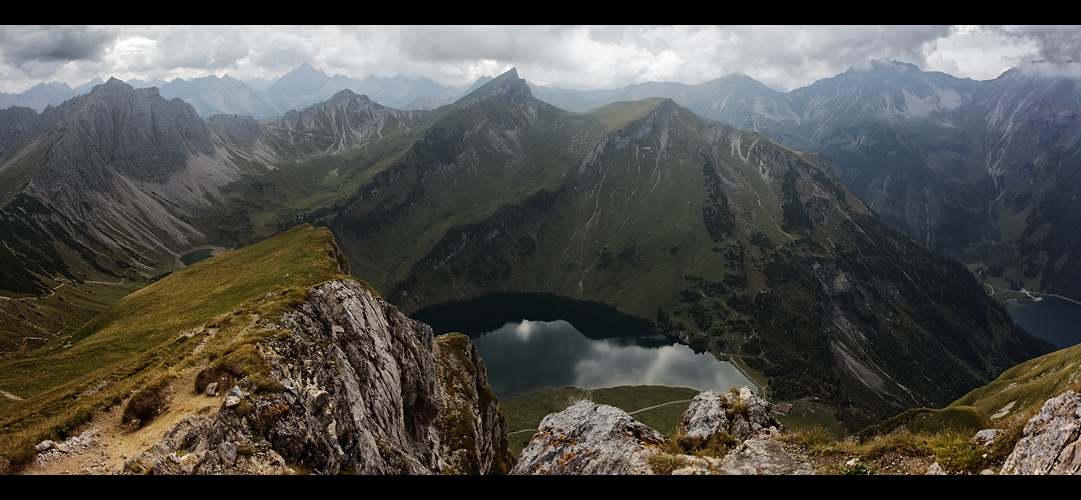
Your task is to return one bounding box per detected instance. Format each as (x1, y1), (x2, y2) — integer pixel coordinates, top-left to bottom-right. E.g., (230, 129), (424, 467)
(0, 63), (487, 119)
(6, 60), (1076, 306)
(528, 60), (1081, 305)
(0, 65), (1057, 435)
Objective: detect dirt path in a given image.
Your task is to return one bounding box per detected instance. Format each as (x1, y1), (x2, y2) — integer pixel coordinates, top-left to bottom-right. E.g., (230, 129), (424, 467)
(627, 399), (692, 416)
(19, 317), (255, 475)
(20, 363), (224, 475)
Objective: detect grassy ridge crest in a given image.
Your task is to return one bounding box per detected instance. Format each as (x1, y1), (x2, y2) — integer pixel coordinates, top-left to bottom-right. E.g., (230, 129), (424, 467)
(0, 224), (354, 471)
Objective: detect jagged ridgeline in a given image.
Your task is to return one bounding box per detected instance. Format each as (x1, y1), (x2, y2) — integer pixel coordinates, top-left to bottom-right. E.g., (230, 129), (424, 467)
(539, 61), (1081, 305)
(205, 69), (1050, 426)
(0, 69), (1052, 431)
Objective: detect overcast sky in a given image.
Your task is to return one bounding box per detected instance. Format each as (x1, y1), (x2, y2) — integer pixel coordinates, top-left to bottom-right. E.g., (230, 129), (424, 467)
(1, 25), (1078, 94)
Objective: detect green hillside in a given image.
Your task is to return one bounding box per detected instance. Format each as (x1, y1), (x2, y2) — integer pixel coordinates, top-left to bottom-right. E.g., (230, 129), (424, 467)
(0, 68), (1054, 446)
(188, 72), (1051, 428)
(0, 224), (353, 470)
(948, 341), (1081, 425)
(850, 341), (1081, 456)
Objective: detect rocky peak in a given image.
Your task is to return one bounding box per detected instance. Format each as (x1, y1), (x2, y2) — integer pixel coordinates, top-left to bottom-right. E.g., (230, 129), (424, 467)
(95, 77), (135, 93)
(124, 279), (514, 475)
(19, 69), (224, 220)
(258, 89), (422, 160)
(458, 68), (532, 104)
(265, 62), (332, 98)
(325, 88), (368, 107)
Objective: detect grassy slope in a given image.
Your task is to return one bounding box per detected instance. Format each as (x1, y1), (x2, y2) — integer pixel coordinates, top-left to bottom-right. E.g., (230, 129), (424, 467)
(948, 342), (1081, 426)
(0, 224), (351, 470)
(786, 343), (1081, 474)
(840, 341), (1081, 471)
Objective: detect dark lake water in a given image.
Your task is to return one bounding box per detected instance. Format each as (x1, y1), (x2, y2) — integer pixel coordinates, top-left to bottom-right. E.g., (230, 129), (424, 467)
(411, 292), (752, 399)
(180, 248), (213, 266)
(1006, 295), (1081, 349)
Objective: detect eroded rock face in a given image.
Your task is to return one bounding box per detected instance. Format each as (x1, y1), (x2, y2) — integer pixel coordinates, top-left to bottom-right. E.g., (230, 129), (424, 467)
(511, 401), (666, 475)
(1001, 390), (1081, 475)
(128, 279), (512, 475)
(433, 333), (516, 475)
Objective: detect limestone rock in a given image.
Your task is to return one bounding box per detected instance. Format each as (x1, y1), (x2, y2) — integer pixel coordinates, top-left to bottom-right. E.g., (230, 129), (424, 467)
(670, 455), (724, 475)
(926, 462), (946, 475)
(432, 333), (516, 475)
(511, 401), (666, 475)
(130, 279), (512, 475)
(971, 429), (1002, 447)
(716, 438), (815, 475)
(1001, 390), (1081, 475)
(679, 388), (778, 442)
(679, 391), (730, 439)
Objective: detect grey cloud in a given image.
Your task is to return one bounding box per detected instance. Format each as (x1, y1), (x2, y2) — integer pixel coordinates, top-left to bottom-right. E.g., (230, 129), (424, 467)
(152, 26), (251, 71)
(393, 25), (577, 64)
(724, 26), (952, 89)
(989, 25), (1081, 64)
(0, 26), (117, 66)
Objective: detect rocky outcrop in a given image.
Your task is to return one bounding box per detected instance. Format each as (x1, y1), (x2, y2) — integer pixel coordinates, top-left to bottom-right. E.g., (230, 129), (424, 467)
(679, 388), (779, 441)
(511, 401), (666, 475)
(126, 279), (513, 475)
(712, 438), (815, 475)
(512, 386), (805, 475)
(433, 333), (515, 475)
(1000, 390), (1081, 475)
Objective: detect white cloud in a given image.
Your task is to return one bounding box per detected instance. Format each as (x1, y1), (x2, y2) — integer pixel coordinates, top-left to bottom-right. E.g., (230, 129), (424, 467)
(0, 25), (1068, 95)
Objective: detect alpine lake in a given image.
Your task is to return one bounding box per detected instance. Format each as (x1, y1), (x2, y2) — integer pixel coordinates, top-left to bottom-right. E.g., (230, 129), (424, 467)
(410, 292), (753, 399)
(1006, 295), (1081, 349)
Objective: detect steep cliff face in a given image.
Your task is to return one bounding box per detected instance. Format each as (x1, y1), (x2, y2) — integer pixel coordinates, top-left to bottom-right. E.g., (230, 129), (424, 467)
(433, 333), (515, 475)
(124, 279), (513, 475)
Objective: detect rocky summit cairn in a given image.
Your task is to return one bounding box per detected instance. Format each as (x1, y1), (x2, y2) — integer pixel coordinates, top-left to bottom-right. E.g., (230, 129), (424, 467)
(1001, 390), (1081, 475)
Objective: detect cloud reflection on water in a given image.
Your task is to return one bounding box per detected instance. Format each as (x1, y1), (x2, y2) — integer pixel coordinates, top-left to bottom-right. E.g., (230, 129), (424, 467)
(472, 319), (752, 399)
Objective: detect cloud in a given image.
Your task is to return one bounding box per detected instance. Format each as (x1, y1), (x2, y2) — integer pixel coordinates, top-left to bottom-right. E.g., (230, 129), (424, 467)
(149, 26), (251, 71)
(0, 25), (117, 67)
(990, 25), (1081, 65)
(0, 25), (1059, 95)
